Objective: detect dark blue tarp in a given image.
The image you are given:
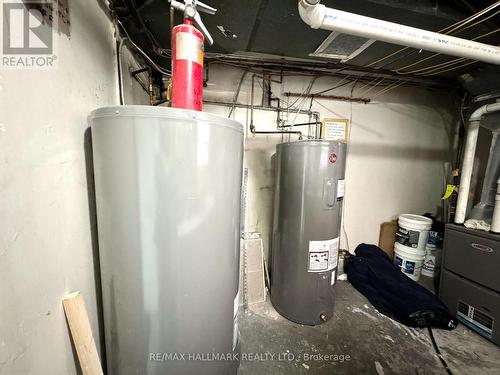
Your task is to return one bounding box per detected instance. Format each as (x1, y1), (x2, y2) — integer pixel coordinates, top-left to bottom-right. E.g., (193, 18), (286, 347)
(345, 244), (457, 329)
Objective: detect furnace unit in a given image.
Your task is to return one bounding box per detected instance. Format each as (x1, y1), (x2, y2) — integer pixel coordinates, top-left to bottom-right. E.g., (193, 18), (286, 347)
(440, 224), (500, 346)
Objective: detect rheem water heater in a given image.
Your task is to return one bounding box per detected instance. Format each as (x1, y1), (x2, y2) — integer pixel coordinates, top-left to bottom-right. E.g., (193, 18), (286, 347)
(271, 140), (346, 325)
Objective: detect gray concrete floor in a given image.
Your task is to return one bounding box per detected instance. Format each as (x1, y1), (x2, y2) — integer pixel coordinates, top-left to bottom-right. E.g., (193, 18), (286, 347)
(238, 280), (500, 375)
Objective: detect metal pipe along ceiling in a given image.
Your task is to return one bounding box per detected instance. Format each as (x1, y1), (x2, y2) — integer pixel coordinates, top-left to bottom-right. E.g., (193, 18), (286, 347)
(298, 0), (500, 66)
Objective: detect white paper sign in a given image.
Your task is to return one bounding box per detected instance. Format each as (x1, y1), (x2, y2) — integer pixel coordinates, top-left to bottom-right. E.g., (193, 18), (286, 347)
(322, 119), (348, 142)
(308, 237), (340, 273)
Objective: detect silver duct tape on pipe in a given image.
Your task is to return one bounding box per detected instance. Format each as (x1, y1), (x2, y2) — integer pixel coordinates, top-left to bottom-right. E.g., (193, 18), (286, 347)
(491, 179), (500, 233)
(455, 102), (500, 224)
(298, 0), (500, 65)
(477, 132), (500, 208)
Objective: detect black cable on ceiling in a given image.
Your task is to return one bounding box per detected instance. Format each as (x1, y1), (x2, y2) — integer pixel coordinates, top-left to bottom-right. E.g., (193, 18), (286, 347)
(124, 0), (160, 46)
(116, 19), (171, 75)
(312, 80), (357, 95)
(122, 0), (169, 60)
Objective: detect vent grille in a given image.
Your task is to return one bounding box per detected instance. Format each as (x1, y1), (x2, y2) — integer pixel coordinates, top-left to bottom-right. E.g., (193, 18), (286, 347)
(474, 309), (494, 330)
(457, 301), (468, 315)
(457, 300), (494, 335)
(310, 32), (375, 62)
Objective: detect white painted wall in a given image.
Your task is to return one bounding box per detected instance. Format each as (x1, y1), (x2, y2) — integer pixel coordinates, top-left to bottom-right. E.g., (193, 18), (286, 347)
(202, 65), (459, 258)
(0, 1), (147, 374)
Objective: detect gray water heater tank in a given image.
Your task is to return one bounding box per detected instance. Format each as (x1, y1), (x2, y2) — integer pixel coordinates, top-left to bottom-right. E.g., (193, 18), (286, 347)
(90, 106), (243, 375)
(270, 140), (346, 325)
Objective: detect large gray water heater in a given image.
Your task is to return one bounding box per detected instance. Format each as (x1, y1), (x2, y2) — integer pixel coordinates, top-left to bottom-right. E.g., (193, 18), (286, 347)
(271, 140), (346, 325)
(90, 106), (243, 375)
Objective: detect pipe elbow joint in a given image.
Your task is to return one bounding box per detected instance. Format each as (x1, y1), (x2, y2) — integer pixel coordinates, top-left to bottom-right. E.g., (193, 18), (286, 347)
(469, 102), (500, 121)
(298, 0), (326, 29)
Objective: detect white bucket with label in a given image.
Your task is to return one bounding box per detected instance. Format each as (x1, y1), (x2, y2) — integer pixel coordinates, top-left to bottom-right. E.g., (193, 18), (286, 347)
(421, 244), (442, 278)
(394, 242), (426, 281)
(396, 214), (433, 251)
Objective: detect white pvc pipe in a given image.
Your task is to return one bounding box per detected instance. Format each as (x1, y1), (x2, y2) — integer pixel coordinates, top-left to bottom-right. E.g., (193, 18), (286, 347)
(455, 120), (480, 224)
(298, 0), (500, 65)
(455, 102), (500, 224)
(469, 102), (500, 121)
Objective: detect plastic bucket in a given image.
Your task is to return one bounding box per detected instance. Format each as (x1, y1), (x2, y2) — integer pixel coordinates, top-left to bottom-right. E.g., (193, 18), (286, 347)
(394, 242), (426, 281)
(427, 231), (443, 247)
(396, 214), (433, 251)
(421, 244), (442, 278)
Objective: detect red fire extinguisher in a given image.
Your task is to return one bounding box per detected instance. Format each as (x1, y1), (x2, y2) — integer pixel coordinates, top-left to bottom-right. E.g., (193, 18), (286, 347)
(170, 1), (216, 111)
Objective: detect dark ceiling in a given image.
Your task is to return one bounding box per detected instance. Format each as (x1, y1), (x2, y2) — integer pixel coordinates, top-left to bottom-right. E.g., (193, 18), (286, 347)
(110, 0), (500, 95)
